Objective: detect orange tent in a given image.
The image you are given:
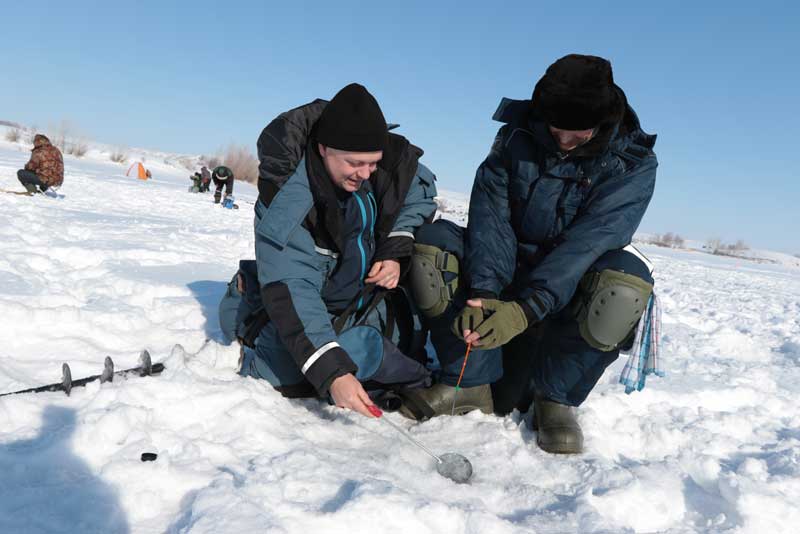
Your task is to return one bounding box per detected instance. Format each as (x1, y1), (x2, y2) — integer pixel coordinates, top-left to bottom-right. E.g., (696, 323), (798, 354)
(126, 162), (150, 180)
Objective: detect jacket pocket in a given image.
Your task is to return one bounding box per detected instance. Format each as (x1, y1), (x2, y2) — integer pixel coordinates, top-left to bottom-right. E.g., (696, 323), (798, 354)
(519, 176), (564, 242)
(556, 182), (586, 230)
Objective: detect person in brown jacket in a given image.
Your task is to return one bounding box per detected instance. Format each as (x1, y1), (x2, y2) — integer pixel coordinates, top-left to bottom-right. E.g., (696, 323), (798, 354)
(17, 134), (64, 194)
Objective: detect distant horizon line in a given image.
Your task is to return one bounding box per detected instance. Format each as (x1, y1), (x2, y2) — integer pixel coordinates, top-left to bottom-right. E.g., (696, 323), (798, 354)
(3, 121), (797, 256)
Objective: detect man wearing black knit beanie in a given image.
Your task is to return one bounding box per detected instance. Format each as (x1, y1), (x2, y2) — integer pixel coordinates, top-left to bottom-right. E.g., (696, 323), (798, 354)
(404, 55), (659, 455)
(239, 83), (438, 419)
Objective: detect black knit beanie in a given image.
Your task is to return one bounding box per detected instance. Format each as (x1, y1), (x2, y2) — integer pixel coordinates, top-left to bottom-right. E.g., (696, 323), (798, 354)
(317, 83), (388, 152)
(531, 54), (620, 130)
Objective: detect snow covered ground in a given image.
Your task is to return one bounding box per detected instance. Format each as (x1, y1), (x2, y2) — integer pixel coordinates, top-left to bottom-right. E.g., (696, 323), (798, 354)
(633, 234), (800, 270)
(1, 138), (799, 533)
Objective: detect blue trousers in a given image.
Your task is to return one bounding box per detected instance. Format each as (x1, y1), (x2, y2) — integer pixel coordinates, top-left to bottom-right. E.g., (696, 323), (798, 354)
(239, 299), (406, 395)
(418, 220), (654, 409)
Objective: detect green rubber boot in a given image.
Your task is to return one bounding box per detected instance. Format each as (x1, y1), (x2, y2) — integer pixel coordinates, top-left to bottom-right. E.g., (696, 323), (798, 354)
(399, 383), (494, 421)
(532, 395), (584, 454)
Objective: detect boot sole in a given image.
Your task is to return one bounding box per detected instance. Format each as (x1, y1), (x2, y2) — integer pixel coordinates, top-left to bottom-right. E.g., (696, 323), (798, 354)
(536, 438), (584, 455)
(533, 420), (584, 454)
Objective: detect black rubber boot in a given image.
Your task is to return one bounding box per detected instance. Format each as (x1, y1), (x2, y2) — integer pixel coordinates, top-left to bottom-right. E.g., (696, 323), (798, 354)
(532, 394), (584, 454)
(399, 383), (494, 421)
(214, 191), (221, 204)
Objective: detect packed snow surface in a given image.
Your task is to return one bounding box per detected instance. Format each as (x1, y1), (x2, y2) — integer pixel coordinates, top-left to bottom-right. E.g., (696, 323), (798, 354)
(1, 140), (799, 533)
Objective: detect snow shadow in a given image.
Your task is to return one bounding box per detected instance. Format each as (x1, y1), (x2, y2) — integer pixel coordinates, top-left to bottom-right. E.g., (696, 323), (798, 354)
(320, 479), (360, 513)
(187, 280), (228, 342)
(164, 487), (202, 533)
(0, 405), (130, 533)
(776, 341), (800, 364)
(164, 466), (248, 533)
(682, 477), (742, 530)
(500, 493), (577, 524)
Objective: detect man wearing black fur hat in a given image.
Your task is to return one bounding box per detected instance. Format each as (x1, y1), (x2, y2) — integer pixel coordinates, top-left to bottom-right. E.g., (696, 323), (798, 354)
(241, 84), (437, 418)
(403, 55), (658, 454)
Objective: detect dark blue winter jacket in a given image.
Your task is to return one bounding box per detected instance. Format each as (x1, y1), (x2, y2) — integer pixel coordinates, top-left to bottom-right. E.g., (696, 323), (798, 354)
(254, 101), (437, 395)
(467, 95), (657, 321)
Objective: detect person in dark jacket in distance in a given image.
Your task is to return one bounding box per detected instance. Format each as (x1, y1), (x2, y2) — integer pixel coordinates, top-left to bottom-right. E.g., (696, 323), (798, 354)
(405, 55), (657, 454)
(212, 165), (234, 203)
(241, 83), (437, 418)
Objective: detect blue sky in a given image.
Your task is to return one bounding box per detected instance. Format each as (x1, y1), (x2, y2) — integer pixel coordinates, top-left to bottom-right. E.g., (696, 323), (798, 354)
(2, 1), (798, 252)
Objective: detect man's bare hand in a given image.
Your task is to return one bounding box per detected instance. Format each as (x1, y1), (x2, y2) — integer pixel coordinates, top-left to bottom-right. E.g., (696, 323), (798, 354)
(329, 373), (377, 418)
(365, 259), (401, 289)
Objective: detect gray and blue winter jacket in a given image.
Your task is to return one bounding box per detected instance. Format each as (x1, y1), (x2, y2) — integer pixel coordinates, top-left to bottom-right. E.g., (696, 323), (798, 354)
(254, 100), (437, 395)
(467, 92), (657, 322)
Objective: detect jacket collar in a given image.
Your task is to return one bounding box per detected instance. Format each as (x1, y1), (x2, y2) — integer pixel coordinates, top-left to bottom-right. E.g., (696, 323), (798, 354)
(491, 87), (650, 161)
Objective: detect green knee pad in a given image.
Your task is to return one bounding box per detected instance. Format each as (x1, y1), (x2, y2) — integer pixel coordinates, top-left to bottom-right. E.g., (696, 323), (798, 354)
(408, 243), (459, 318)
(574, 269), (654, 352)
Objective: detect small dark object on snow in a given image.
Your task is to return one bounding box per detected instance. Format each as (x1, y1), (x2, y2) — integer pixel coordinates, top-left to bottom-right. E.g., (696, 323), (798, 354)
(436, 453), (473, 484)
(141, 452), (157, 462)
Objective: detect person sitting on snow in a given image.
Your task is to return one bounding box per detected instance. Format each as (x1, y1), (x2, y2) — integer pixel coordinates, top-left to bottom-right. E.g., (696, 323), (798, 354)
(17, 134), (64, 194)
(189, 172), (203, 192)
(212, 165), (234, 203)
(402, 54), (658, 454)
(239, 83), (438, 418)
